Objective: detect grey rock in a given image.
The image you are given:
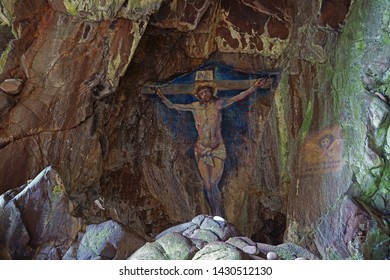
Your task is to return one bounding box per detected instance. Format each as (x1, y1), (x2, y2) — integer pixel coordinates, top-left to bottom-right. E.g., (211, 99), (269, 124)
(199, 215), (240, 241)
(62, 232), (84, 260)
(0, 167), (82, 259)
(181, 223), (199, 237)
(243, 245), (259, 255)
(266, 251), (279, 260)
(189, 238), (208, 250)
(227, 236), (256, 249)
(156, 232), (197, 260)
(274, 243), (319, 260)
(256, 242), (277, 255)
(128, 242), (169, 260)
(191, 214), (206, 226)
(77, 220), (145, 260)
(156, 221), (196, 240)
(227, 236), (261, 256)
(189, 228), (220, 243)
(130, 232), (197, 260)
(193, 241), (249, 260)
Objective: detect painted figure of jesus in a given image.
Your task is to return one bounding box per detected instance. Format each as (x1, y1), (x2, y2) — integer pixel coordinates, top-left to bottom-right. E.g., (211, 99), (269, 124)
(155, 77), (267, 217)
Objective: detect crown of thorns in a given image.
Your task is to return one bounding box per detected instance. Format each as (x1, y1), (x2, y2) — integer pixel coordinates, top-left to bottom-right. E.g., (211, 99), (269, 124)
(194, 70), (217, 96)
(194, 81), (217, 96)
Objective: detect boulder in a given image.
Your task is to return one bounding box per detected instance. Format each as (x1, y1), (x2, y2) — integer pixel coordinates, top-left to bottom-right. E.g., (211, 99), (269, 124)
(156, 215), (240, 242)
(273, 243), (320, 260)
(0, 207), (11, 259)
(129, 232), (196, 260)
(0, 166), (83, 259)
(226, 236), (258, 255)
(130, 215), (277, 260)
(193, 242), (249, 260)
(76, 220), (145, 260)
(128, 242), (170, 260)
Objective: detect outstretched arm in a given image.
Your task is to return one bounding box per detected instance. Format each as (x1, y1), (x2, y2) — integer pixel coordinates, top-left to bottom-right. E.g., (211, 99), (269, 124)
(221, 78), (267, 108)
(154, 87), (195, 112)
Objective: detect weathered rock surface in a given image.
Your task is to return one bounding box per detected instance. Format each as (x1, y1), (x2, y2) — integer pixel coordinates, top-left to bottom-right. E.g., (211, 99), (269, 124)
(0, 79), (23, 95)
(315, 196), (389, 259)
(0, 2), (150, 194)
(0, 90), (16, 116)
(284, 0), (390, 259)
(68, 220), (145, 260)
(0, 206), (11, 259)
(193, 242), (249, 260)
(48, 0), (162, 21)
(0, 166), (146, 260)
(0, 0), (389, 260)
(0, 166), (83, 259)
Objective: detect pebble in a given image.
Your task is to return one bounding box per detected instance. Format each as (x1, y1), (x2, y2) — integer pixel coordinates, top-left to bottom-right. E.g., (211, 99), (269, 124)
(243, 245), (259, 255)
(266, 251), (279, 260)
(0, 79), (23, 95)
(213, 216), (225, 222)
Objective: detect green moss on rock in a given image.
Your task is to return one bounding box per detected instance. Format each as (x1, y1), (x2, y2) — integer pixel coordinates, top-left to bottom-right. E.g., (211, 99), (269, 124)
(0, 43), (11, 74)
(0, 0), (15, 25)
(59, 0), (162, 21)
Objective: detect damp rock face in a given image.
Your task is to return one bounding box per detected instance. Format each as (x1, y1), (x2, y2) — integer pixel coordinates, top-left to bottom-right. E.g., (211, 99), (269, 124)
(315, 196), (389, 260)
(0, 0), (389, 260)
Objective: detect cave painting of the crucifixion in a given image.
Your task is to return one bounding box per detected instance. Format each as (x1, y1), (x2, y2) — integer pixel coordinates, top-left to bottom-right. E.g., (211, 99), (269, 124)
(146, 67), (272, 217)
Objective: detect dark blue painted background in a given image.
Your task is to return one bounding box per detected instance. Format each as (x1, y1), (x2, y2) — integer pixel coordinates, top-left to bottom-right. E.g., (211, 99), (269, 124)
(154, 61), (279, 178)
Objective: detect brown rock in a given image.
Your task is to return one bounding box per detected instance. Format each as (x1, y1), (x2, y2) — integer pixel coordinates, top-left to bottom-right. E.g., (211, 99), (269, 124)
(151, 0), (211, 31)
(319, 0), (352, 30)
(0, 7), (148, 193)
(215, 1), (290, 56)
(0, 117), (102, 195)
(0, 79), (23, 95)
(0, 91), (16, 116)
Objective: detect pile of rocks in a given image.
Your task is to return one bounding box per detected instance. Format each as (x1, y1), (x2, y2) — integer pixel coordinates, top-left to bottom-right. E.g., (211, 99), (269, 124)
(0, 78), (23, 117)
(129, 215), (319, 260)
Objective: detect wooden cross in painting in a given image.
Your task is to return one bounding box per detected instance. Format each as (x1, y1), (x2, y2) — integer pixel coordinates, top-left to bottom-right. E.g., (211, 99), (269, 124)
(143, 64), (276, 217)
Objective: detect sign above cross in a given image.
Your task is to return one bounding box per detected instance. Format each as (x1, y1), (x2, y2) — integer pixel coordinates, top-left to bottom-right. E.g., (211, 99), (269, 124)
(141, 78), (274, 95)
(141, 63), (279, 95)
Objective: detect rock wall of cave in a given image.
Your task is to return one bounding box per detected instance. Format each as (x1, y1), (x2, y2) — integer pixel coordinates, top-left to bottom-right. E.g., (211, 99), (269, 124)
(0, 0), (389, 259)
